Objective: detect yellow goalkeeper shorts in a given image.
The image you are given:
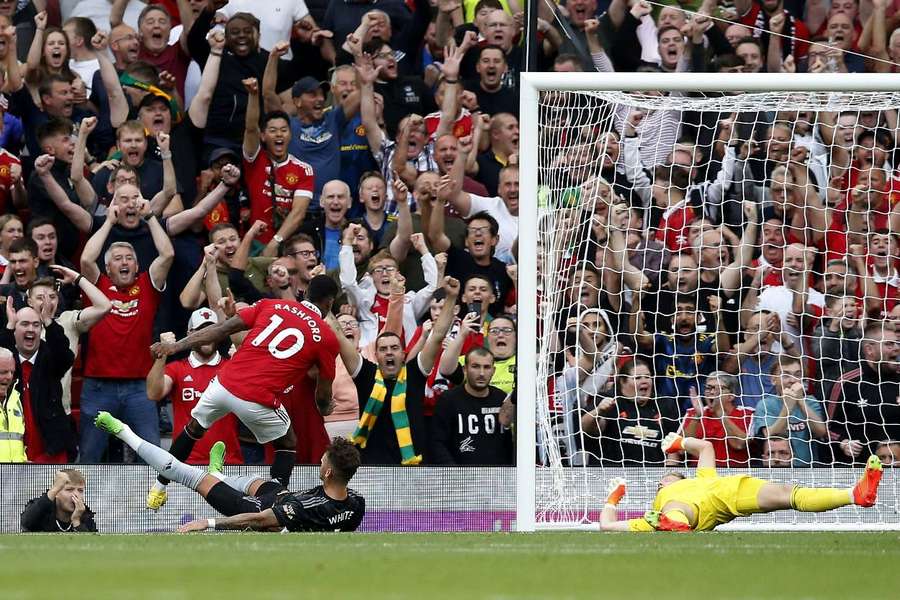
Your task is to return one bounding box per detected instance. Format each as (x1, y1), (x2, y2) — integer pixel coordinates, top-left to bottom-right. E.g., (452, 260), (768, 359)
(733, 476), (768, 515)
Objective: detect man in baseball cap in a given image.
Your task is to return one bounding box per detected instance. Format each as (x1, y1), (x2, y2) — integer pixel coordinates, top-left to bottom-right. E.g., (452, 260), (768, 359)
(276, 69), (351, 205)
(145, 307), (243, 509)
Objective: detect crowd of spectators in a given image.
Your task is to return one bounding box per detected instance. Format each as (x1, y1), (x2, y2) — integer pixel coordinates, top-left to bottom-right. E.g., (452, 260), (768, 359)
(0, 0), (897, 471)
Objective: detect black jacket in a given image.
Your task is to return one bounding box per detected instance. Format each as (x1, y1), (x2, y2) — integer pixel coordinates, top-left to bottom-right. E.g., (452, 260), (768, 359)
(0, 320), (76, 456)
(21, 492), (97, 532)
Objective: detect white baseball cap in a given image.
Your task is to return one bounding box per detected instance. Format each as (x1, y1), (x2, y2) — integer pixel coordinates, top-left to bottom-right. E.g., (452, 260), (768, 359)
(188, 308), (218, 332)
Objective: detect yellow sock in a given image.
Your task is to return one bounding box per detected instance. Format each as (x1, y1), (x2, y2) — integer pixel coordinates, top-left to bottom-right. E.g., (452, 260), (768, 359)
(790, 486), (853, 512)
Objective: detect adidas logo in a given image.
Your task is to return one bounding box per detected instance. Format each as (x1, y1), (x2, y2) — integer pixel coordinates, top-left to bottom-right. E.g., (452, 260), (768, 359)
(184, 375), (193, 382)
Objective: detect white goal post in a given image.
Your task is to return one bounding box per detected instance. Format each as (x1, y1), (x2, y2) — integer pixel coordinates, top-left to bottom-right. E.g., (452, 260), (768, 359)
(516, 73), (900, 532)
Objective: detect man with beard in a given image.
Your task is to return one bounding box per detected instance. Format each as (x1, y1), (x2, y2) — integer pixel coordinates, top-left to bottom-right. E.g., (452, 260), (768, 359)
(631, 293), (720, 410)
(829, 323), (900, 464)
(332, 276), (460, 464)
(441, 137), (517, 264)
(96, 411), (365, 532)
(146, 308), (243, 465)
(356, 57), (444, 213)
(430, 347), (512, 465)
(464, 45), (517, 118)
(77, 198), (174, 461)
(427, 207), (512, 317)
(1, 303), (76, 463)
(366, 39), (435, 138)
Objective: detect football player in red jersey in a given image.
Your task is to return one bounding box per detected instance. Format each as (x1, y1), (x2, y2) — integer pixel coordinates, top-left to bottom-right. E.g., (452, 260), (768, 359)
(146, 275), (340, 510)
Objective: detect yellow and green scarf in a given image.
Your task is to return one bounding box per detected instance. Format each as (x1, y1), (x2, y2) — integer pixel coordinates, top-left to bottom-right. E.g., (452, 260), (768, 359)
(351, 366), (422, 465)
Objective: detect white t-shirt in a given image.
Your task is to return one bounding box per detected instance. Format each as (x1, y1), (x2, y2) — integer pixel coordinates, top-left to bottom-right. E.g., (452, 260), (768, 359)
(466, 194), (518, 265)
(218, 0), (310, 59)
(758, 285), (825, 347)
(69, 58), (100, 95)
(62, 0), (146, 31)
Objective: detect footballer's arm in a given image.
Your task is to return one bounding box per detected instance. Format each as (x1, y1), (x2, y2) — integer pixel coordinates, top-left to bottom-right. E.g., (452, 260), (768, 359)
(154, 316), (248, 357)
(598, 478), (656, 532)
(178, 509), (281, 533)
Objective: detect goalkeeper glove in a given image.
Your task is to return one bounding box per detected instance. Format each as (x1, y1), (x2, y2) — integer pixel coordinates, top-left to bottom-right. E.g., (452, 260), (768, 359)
(605, 477), (627, 506)
(661, 432), (684, 454)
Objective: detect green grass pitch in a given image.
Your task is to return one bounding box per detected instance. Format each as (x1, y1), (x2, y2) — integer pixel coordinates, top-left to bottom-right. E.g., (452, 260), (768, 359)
(2, 532), (898, 599)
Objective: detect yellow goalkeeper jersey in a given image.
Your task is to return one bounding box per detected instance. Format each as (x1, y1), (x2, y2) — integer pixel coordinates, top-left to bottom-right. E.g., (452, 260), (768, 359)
(651, 468), (758, 531)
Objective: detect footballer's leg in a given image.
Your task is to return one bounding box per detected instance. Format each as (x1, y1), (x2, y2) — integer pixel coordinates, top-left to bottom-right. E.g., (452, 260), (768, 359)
(147, 382), (229, 509)
(753, 457), (882, 513)
(95, 412), (212, 494)
(270, 425), (297, 488)
(147, 419), (208, 510)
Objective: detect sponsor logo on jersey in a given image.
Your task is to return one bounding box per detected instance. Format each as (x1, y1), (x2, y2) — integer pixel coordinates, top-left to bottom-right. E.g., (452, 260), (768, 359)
(111, 298), (139, 317)
(355, 124), (366, 137)
(622, 425), (659, 440)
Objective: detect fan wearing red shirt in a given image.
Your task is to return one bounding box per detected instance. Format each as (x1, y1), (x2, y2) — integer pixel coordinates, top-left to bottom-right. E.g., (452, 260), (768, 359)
(242, 78), (314, 257)
(78, 201), (174, 463)
(147, 275), (340, 510)
(677, 372), (753, 467)
(146, 308), (243, 466)
(133, 4), (193, 100)
(736, 0), (810, 61)
(652, 164), (695, 253)
(0, 148), (24, 214)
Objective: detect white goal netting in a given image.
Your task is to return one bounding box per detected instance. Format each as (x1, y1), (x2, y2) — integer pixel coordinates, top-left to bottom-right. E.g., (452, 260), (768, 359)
(529, 84), (900, 529)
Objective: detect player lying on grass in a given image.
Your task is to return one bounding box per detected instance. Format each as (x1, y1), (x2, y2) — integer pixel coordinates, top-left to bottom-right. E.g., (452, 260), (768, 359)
(600, 433), (883, 532)
(94, 412), (365, 532)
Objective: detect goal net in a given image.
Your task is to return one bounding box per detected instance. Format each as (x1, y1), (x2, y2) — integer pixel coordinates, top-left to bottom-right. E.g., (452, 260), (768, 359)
(516, 73), (900, 531)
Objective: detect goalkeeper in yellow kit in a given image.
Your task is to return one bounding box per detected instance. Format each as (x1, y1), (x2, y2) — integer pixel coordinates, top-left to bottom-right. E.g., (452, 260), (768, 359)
(600, 433), (884, 532)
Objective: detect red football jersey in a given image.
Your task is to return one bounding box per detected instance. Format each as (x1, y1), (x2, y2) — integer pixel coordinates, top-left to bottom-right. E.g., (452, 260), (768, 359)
(243, 149), (314, 244)
(165, 354), (243, 464)
(84, 272), (160, 379)
(655, 198), (695, 252)
(0, 148), (20, 214)
(217, 299), (339, 408)
(424, 109), (473, 141)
